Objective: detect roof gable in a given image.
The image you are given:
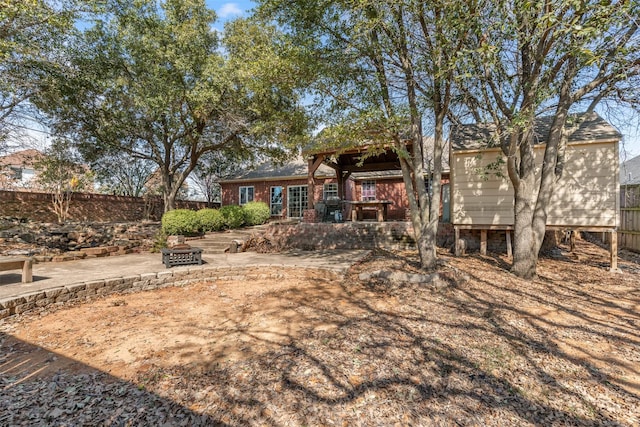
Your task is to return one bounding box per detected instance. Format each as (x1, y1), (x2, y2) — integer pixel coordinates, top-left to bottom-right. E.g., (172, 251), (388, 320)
(222, 156), (336, 182)
(451, 112), (621, 152)
(0, 149), (44, 168)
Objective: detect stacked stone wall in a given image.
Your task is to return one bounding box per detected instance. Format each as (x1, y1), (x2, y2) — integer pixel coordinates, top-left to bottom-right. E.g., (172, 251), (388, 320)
(0, 265), (341, 320)
(262, 221), (455, 251)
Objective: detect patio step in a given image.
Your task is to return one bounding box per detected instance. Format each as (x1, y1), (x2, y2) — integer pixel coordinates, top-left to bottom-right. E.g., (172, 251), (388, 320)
(190, 227), (266, 254)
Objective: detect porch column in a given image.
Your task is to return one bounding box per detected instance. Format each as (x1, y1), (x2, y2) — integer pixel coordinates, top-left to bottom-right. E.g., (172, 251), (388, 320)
(307, 155), (325, 210)
(336, 169), (350, 200)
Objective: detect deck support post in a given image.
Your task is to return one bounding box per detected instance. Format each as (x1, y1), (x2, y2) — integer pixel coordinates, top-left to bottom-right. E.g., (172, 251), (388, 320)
(610, 229), (618, 271)
(454, 226), (460, 256)
(506, 230), (512, 258)
(480, 229), (487, 255)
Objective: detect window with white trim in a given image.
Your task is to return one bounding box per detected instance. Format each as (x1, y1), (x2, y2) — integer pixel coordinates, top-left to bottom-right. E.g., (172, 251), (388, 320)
(323, 183), (338, 200)
(361, 180), (376, 201)
(239, 186), (254, 205)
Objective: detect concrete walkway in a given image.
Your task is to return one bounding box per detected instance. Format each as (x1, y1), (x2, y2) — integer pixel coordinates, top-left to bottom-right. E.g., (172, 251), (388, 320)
(0, 250), (369, 301)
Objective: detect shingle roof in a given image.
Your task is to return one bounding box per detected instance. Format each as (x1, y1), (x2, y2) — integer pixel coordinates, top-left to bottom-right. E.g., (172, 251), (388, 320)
(620, 154), (640, 186)
(221, 156), (336, 182)
(451, 112), (621, 151)
(0, 149), (43, 168)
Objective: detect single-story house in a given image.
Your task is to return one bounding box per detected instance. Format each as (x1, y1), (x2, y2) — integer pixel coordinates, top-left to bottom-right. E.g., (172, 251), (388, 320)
(0, 149), (43, 190)
(450, 112), (621, 263)
(219, 149), (451, 222)
(620, 153), (640, 186)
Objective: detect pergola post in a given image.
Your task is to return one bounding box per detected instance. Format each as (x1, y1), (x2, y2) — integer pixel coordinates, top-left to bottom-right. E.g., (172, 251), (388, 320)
(336, 170), (350, 200)
(307, 155), (325, 210)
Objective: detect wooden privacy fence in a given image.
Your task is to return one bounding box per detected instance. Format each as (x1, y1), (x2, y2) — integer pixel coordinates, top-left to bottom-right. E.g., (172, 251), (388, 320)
(620, 184), (640, 252)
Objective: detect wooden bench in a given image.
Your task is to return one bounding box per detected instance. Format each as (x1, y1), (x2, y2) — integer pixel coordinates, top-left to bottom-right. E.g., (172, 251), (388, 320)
(161, 247), (203, 268)
(0, 257), (33, 283)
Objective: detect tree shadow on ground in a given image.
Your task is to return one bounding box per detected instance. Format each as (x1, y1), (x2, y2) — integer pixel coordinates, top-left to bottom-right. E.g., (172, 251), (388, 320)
(0, 332), (227, 425)
(130, 251), (637, 424)
(2, 246), (638, 425)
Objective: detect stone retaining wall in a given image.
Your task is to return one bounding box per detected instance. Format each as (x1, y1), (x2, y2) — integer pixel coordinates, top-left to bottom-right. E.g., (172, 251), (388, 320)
(262, 221), (455, 251)
(0, 266), (342, 320)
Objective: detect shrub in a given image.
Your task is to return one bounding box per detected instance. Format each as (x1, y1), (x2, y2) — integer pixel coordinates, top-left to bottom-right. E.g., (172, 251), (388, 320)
(198, 208), (224, 232)
(151, 229), (168, 252)
(161, 209), (201, 236)
(219, 205), (245, 229)
(242, 201), (270, 226)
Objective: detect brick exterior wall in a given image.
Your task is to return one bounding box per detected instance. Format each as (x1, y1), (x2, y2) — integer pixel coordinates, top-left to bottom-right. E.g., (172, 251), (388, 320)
(0, 190), (214, 222)
(220, 174), (451, 222)
(221, 178), (337, 218)
(350, 179), (409, 220)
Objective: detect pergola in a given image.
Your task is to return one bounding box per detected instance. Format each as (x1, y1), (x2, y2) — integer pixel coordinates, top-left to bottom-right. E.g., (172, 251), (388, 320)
(304, 145), (408, 210)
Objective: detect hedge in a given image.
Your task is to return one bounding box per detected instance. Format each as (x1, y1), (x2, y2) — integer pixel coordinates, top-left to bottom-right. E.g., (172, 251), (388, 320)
(198, 208), (224, 232)
(242, 201), (270, 226)
(161, 209), (201, 236)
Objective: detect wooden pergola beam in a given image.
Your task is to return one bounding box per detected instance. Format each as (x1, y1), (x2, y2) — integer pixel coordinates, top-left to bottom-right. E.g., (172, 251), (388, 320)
(340, 162), (401, 173)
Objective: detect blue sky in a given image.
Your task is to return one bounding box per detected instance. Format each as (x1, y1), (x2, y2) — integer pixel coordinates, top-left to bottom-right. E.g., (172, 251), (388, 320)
(206, 1), (255, 30)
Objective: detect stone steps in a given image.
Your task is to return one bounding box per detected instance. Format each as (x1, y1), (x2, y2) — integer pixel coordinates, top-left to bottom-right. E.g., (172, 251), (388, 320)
(188, 227), (264, 254)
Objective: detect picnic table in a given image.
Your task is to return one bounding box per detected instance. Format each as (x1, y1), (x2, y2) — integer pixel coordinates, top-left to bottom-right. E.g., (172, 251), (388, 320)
(347, 200), (393, 222)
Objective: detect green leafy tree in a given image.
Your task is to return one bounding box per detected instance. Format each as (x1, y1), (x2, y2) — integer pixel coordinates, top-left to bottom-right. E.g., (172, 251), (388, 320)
(36, 0), (308, 212)
(0, 0), (78, 149)
(459, 0), (639, 278)
(259, 0), (472, 269)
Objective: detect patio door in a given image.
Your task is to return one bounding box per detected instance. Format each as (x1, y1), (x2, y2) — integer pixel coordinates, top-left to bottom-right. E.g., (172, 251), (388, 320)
(287, 185), (308, 218)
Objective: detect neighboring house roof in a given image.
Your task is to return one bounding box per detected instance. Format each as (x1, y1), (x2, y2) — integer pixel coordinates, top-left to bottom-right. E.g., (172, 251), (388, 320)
(620, 154), (640, 186)
(0, 149), (43, 168)
(220, 156), (336, 183)
(422, 137), (451, 173)
(450, 112), (622, 152)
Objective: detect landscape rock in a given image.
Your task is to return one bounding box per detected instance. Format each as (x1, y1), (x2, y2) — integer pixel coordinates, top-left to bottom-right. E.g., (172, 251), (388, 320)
(0, 218), (161, 258)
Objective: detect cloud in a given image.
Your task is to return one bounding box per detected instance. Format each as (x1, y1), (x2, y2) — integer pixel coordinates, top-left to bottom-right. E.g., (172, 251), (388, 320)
(218, 3), (243, 18)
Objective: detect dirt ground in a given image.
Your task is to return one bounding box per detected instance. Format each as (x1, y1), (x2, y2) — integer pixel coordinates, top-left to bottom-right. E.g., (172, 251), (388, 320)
(1, 238), (639, 426)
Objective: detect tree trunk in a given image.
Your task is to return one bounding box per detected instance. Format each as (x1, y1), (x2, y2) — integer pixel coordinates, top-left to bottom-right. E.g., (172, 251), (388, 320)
(511, 176), (537, 279)
(162, 171), (177, 213)
(509, 129), (538, 279)
(163, 191), (176, 213)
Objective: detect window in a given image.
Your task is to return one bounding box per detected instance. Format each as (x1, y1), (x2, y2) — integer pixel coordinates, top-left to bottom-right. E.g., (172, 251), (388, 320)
(20, 168), (35, 184)
(441, 183), (450, 223)
(270, 186), (283, 216)
(361, 180), (376, 201)
(323, 183), (338, 200)
(239, 186), (254, 205)
(9, 167), (22, 180)
(287, 185), (308, 218)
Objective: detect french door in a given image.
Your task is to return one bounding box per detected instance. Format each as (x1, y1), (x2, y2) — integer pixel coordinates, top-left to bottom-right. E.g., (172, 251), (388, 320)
(287, 185), (308, 218)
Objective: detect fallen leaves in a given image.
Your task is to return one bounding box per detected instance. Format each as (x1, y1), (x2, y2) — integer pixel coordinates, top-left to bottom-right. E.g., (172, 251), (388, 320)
(0, 240), (639, 425)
